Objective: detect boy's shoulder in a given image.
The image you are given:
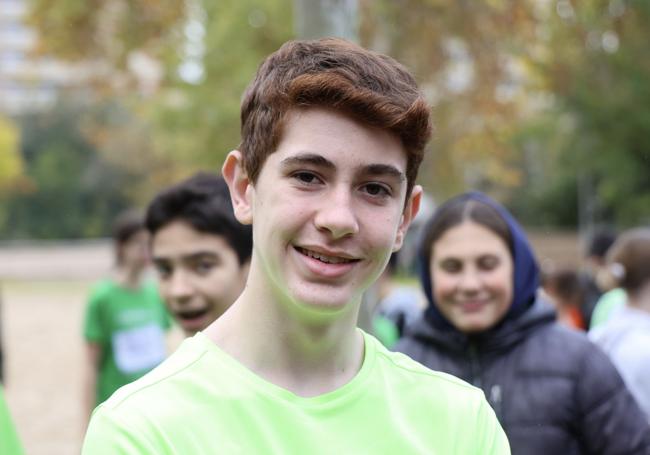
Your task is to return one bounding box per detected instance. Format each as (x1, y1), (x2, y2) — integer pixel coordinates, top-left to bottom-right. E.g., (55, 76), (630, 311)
(87, 279), (120, 303)
(367, 333), (507, 451)
(90, 278), (114, 292)
(101, 335), (207, 410)
(367, 332), (486, 402)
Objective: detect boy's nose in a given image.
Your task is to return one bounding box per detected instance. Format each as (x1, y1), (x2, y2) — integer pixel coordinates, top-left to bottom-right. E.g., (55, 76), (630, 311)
(313, 188), (359, 239)
(167, 270), (193, 301)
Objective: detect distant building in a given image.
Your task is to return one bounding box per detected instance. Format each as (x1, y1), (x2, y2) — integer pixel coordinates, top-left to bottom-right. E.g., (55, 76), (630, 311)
(0, 0), (97, 115)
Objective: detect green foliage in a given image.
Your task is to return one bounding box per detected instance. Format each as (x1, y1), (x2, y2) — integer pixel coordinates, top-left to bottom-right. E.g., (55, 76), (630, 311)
(523, 0), (650, 227)
(0, 116), (23, 188)
(15, 0), (650, 236)
(360, 0), (649, 227)
(10, 0), (293, 239)
(0, 116), (25, 229)
(143, 0), (294, 176)
(27, 0), (185, 65)
(360, 0), (540, 199)
(1, 102), (140, 239)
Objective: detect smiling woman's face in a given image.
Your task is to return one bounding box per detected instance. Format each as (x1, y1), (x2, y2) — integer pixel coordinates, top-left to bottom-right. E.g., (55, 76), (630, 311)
(430, 221), (514, 334)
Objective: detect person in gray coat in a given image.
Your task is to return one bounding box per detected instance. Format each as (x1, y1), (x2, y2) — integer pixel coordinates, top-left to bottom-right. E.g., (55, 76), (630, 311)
(395, 192), (650, 454)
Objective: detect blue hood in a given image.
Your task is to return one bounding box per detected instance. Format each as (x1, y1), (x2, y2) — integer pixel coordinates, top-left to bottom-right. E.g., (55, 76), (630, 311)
(421, 191), (540, 330)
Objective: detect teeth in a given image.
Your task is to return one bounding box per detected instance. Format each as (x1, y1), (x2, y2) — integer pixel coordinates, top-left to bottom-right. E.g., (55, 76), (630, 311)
(302, 248), (352, 264)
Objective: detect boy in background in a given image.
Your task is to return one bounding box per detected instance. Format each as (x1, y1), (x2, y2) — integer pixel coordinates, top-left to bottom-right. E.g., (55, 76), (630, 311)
(145, 172), (252, 336)
(83, 211), (170, 419)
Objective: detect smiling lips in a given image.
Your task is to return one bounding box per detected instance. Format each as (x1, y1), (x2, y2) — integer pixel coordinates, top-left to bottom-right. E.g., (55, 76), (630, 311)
(297, 247), (357, 264)
(295, 246), (360, 278)
(457, 299), (490, 313)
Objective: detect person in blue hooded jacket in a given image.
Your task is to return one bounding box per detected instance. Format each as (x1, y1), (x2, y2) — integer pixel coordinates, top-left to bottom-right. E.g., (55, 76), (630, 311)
(395, 192), (650, 454)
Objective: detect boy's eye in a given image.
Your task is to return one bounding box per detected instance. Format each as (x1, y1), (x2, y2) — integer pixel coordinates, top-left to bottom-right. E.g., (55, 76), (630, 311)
(154, 263), (172, 279)
(362, 183), (390, 197)
(293, 171), (321, 185)
(193, 260), (216, 275)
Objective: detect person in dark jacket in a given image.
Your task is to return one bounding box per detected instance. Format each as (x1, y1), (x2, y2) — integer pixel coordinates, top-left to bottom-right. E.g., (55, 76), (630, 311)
(395, 191), (650, 454)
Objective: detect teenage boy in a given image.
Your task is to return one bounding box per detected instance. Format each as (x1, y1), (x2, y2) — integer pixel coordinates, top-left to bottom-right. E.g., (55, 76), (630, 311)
(144, 172), (252, 336)
(83, 38), (510, 454)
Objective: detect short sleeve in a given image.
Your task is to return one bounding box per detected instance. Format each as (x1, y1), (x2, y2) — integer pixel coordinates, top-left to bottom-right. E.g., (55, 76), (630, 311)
(473, 395), (511, 454)
(84, 285), (107, 343)
(82, 407), (158, 455)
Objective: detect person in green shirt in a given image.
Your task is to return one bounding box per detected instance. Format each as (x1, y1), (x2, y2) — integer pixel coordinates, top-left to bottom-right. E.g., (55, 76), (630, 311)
(83, 211), (171, 421)
(83, 37), (510, 454)
(0, 385), (23, 455)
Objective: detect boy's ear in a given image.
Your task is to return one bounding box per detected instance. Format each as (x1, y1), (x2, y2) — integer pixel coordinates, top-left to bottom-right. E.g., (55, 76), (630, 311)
(222, 150), (253, 225)
(393, 185), (422, 252)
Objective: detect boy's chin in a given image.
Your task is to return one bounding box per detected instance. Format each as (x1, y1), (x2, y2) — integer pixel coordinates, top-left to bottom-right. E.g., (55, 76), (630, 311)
(285, 291), (361, 321)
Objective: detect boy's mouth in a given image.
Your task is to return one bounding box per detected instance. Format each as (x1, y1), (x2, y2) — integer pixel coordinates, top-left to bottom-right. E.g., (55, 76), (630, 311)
(296, 247), (358, 265)
(175, 307), (210, 321)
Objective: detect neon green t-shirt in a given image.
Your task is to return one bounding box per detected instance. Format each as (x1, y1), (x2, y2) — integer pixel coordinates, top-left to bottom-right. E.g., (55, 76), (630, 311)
(83, 331), (510, 454)
(83, 279), (171, 405)
(0, 386), (23, 455)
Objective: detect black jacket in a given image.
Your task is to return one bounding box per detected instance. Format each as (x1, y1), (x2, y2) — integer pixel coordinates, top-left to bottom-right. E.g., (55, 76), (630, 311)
(395, 299), (650, 454)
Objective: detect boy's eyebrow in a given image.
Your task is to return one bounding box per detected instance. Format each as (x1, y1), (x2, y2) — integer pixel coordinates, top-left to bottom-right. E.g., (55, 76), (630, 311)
(280, 153), (334, 170)
(363, 164), (405, 182)
(152, 251), (219, 263)
(280, 153), (405, 182)
(182, 251), (219, 261)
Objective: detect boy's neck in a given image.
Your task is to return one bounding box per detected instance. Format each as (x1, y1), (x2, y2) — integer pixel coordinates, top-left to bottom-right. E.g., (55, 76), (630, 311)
(204, 284), (365, 398)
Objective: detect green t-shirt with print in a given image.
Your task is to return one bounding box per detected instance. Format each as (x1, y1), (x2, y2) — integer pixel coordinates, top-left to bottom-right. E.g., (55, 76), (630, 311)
(83, 279), (171, 405)
(83, 331), (510, 454)
(0, 386), (23, 455)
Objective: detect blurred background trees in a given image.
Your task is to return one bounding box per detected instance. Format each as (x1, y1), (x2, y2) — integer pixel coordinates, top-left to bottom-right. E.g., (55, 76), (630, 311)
(1, 0), (648, 239)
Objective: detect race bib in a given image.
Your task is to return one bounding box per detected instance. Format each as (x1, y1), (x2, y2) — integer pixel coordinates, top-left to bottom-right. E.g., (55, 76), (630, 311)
(112, 324), (166, 374)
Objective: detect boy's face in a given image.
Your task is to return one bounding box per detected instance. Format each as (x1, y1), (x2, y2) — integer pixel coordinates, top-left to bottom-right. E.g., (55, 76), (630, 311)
(120, 230), (150, 270)
(151, 220), (248, 335)
(227, 107), (420, 316)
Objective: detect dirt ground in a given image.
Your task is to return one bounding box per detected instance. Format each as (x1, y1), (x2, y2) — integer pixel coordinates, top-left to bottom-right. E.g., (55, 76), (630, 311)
(2, 279), (90, 455)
